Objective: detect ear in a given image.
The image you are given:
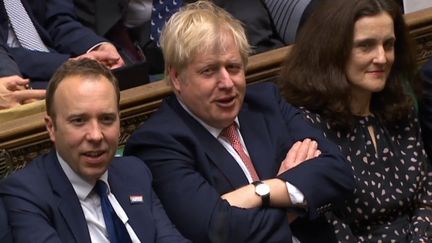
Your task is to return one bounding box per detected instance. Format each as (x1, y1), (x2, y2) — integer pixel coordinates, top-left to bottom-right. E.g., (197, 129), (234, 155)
(168, 66), (182, 93)
(45, 115), (56, 143)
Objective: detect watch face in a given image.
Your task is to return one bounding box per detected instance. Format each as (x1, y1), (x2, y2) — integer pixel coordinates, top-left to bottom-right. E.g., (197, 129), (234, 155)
(256, 183), (270, 196)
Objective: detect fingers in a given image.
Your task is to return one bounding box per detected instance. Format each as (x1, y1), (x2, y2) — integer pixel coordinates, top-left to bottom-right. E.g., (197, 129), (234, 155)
(294, 138), (311, 163)
(278, 139), (321, 174)
(285, 141), (302, 165)
(1, 75), (30, 91)
(76, 51), (125, 69)
(109, 57), (125, 69)
(278, 141), (301, 175)
(305, 139), (319, 161)
(294, 139), (321, 163)
(13, 89), (46, 104)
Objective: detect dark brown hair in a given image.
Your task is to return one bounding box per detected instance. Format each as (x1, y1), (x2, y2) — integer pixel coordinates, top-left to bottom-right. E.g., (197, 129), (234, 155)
(281, 0), (416, 130)
(46, 59), (120, 118)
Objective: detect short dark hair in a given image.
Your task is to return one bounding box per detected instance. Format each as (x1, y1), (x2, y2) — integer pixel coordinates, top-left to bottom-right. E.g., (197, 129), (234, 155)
(281, 0), (416, 130)
(46, 59), (120, 118)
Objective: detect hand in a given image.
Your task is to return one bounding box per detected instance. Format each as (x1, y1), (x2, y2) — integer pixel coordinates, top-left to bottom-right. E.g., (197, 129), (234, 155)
(278, 138), (321, 175)
(75, 43), (125, 69)
(0, 75), (46, 110)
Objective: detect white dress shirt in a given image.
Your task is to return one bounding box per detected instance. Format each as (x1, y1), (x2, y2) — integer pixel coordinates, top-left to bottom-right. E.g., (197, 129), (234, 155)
(57, 153), (141, 243)
(177, 99), (305, 205)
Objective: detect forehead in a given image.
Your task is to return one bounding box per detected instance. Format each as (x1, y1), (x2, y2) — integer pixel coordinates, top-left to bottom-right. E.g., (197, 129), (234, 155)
(190, 33), (242, 64)
(353, 12), (394, 39)
(53, 75), (118, 113)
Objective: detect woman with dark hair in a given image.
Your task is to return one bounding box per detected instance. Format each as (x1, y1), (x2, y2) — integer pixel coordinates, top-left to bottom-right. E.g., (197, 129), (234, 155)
(282, 0), (432, 241)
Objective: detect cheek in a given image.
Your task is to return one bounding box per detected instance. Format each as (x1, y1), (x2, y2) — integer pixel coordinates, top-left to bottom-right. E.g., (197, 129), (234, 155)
(387, 54), (395, 67)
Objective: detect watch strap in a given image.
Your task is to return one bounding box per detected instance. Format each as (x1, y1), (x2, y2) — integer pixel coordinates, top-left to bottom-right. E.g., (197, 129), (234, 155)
(252, 181), (270, 207)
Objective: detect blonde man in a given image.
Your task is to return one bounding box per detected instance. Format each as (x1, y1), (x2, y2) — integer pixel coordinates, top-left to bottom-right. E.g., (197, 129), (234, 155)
(125, 2), (354, 242)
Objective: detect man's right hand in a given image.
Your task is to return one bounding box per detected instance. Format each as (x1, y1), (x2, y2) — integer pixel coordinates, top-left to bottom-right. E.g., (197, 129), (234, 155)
(0, 75), (46, 110)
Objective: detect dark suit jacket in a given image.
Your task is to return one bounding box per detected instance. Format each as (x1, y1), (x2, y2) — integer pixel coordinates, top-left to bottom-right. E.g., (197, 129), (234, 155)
(72, 0), (286, 55)
(0, 150), (189, 243)
(213, 0), (284, 54)
(72, 0), (127, 36)
(0, 198), (12, 243)
(420, 58), (432, 159)
(124, 82), (355, 243)
(0, 0), (105, 85)
(0, 44), (20, 77)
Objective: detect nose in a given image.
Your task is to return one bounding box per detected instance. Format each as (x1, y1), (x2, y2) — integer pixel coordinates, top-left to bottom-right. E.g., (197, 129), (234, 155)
(218, 68), (234, 89)
(373, 45), (387, 64)
(86, 121), (103, 143)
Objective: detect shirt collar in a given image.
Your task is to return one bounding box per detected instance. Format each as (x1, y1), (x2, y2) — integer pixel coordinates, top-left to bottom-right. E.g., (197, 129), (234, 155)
(176, 97), (240, 138)
(57, 151), (109, 200)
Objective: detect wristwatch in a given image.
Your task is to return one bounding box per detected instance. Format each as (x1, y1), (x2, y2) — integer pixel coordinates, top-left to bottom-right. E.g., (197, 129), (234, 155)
(252, 181), (270, 207)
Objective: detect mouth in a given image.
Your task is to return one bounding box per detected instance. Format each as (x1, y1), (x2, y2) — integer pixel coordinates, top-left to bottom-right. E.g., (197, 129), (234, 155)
(81, 150), (107, 163)
(366, 70), (386, 77)
(215, 95), (237, 107)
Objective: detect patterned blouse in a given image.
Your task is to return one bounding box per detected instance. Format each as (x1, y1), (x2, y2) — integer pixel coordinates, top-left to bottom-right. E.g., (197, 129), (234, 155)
(303, 109), (432, 242)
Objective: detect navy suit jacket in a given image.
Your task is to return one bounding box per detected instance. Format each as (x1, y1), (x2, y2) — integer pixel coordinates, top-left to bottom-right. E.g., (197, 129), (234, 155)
(0, 42), (20, 77)
(420, 58), (432, 159)
(0, 0), (105, 84)
(72, 0), (127, 36)
(124, 82), (355, 243)
(0, 150), (189, 243)
(0, 198), (12, 243)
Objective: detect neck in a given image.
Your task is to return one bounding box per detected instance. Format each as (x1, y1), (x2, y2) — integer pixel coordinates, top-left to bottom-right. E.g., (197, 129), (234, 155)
(350, 90), (372, 117)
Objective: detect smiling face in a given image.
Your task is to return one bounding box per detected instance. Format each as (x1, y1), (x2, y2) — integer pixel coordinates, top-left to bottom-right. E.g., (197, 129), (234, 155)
(346, 12), (395, 101)
(45, 75), (120, 183)
(170, 32), (246, 129)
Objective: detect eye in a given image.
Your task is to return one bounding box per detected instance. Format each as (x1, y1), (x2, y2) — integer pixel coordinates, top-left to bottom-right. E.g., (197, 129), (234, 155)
(226, 64), (242, 74)
(100, 115), (117, 125)
(70, 117), (85, 126)
(357, 41), (373, 51)
(200, 67), (215, 77)
(383, 39), (395, 51)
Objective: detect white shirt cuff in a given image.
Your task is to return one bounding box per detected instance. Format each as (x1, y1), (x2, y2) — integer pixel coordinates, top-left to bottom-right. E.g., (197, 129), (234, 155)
(86, 42), (110, 53)
(286, 182), (305, 205)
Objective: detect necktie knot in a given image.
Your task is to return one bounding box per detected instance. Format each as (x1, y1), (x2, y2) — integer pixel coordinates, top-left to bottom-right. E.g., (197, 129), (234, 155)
(220, 123), (241, 146)
(95, 180), (109, 197)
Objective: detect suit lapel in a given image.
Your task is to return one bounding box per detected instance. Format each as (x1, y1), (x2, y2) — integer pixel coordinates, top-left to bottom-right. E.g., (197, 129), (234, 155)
(46, 151), (92, 243)
(238, 103), (279, 180)
(108, 168), (151, 242)
(169, 97), (249, 189)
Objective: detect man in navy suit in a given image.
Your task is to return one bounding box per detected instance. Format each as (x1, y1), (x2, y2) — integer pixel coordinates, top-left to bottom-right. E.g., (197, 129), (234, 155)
(0, 59), (189, 243)
(124, 2), (354, 242)
(0, 0), (124, 88)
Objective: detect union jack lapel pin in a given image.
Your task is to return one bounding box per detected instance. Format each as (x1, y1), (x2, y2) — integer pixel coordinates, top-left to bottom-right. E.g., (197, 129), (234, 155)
(129, 195), (144, 204)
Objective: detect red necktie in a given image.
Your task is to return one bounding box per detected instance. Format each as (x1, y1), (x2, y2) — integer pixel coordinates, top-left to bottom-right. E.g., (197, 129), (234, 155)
(220, 123), (260, 181)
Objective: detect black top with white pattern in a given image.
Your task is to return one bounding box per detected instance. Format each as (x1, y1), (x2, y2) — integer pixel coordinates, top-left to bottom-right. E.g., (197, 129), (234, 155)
(303, 109), (432, 242)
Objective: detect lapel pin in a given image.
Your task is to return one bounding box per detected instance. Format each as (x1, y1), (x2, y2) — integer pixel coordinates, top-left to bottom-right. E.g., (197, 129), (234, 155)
(129, 195), (144, 204)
